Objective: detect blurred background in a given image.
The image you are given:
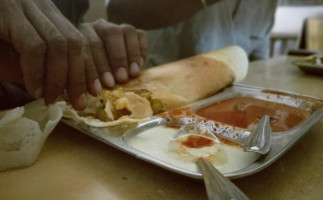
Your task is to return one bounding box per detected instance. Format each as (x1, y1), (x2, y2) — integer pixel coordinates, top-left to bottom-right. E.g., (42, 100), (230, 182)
(271, 0), (323, 57)
(84, 0), (323, 58)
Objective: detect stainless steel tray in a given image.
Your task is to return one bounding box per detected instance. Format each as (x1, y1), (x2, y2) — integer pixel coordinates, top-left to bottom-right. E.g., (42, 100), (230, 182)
(62, 84), (323, 179)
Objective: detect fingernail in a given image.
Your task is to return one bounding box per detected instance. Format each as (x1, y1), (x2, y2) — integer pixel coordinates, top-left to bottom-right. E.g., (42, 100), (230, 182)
(102, 72), (115, 87)
(130, 62), (140, 77)
(78, 93), (87, 108)
(139, 57), (144, 66)
(93, 79), (102, 93)
(116, 68), (128, 83)
(34, 87), (43, 98)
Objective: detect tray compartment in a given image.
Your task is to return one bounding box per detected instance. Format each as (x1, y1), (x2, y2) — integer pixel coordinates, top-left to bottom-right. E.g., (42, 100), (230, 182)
(62, 84), (323, 179)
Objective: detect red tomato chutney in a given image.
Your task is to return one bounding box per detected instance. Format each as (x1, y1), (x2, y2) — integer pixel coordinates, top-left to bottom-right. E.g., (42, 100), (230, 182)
(181, 135), (215, 148)
(195, 97), (310, 132)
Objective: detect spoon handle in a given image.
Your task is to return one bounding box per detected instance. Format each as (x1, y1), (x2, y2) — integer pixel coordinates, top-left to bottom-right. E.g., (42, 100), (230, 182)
(197, 159), (250, 200)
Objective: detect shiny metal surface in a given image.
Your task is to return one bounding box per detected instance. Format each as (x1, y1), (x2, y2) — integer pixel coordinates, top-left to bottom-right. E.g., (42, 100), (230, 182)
(243, 115), (272, 155)
(173, 122), (221, 142)
(197, 158), (249, 200)
(62, 84), (323, 179)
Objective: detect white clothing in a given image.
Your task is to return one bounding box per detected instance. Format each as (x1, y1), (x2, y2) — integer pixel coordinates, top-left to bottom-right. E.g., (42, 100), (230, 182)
(145, 0), (279, 68)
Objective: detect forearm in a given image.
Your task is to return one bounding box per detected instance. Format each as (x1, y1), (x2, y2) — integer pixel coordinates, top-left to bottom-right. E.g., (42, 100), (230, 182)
(107, 0), (221, 30)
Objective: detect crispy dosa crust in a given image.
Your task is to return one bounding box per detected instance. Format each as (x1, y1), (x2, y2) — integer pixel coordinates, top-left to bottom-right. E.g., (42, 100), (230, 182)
(124, 46), (248, 111)
(0, 46), (248, 169)
(0, 99), (64, 171)
(203, 46), (248, 82)
(64, 46), (249, 126)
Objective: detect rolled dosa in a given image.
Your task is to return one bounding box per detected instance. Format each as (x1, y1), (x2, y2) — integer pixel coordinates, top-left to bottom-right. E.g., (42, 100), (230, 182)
(63, 46), (248, 127)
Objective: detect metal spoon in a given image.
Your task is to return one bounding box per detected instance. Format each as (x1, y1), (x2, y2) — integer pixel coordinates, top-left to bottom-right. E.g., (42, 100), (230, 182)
(197, 158), (250, 200)
(173, 123), (250, 200)
(243, 115), (272, 155)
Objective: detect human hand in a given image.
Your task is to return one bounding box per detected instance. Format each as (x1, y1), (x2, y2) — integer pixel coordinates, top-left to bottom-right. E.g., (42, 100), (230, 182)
(0, 0), (100, 110)
(78, 19), (148, 87)
(0, 40), (23, 84)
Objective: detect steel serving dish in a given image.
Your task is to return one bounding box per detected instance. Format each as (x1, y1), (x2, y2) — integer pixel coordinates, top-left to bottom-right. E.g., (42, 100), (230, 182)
(62, 84), (323, 179)
(293, 55), (323, 75)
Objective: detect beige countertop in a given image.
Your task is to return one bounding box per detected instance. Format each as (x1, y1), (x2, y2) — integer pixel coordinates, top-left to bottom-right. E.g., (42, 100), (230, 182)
(0, 56), (322, 200)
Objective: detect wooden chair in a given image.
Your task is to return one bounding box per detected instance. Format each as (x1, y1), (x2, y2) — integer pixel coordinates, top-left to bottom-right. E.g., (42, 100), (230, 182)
(270, 33), (298, 57)
(298, 18), (323, 51)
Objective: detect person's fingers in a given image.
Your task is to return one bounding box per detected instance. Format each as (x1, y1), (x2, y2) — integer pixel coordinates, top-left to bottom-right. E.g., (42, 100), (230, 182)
(23, 0), (68, 103)
(121, 24), (141, 78)
(20, 40), (45, 99)
(35, 0), (88, 110)
(94, 20), (129, 84)
(83, 43), (102, 96)
(6, 5), (46, 99)
(137, 29), (148, 66)
(65, 53), (87, 110)
(0, 40), (23, 83)
(79, 23), (115, 88)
